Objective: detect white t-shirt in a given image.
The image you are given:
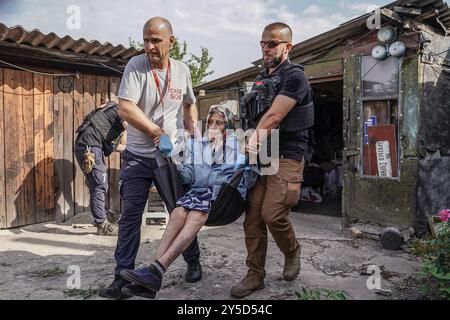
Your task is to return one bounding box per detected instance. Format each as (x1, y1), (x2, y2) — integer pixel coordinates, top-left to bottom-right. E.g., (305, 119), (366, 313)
(118, 55), (196, 158)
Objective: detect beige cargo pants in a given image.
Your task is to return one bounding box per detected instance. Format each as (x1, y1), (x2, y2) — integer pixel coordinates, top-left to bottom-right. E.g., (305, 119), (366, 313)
(243, 158), (305, 279)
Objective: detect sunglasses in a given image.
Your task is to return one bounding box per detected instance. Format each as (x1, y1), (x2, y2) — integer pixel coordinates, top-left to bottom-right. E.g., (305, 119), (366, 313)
(260, 40), (290, 49)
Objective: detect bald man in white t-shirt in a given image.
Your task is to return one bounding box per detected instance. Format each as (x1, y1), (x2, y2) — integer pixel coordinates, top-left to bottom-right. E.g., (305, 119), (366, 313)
(99, 17), (202, 300)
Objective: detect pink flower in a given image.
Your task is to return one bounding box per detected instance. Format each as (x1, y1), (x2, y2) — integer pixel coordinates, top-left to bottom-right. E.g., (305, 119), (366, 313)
(438, 209), (450, 222)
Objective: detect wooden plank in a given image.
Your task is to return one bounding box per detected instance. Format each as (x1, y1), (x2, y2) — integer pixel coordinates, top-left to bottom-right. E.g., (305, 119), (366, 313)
(109, 77), (120, 103)
(4, 69), (23, 227)
(380, 8), (404, 25)
(108, 76), (121, 214)
(34, 74), (46, 223)
(343, 33), (419, 58)
(0, 68), (6, 228)
(392, 6), (421, 16)
(53, 76), (65, 222)
(63, 80), (75, 221)
(73, 74), (85, 215)
(95, 75), (109, 107)
(342, 57), (361, 218)
(305, 59), (343, 81)
(96, 76), (110, 211)
(21, 71), (36, 226)
(43, 75), (55, 221)
(82, 74), (96, 211)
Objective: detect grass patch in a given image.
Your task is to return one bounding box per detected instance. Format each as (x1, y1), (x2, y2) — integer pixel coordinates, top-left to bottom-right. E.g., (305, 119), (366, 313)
(63, 287), (99, 300)
(296, 286), (352, 300)
(34, 267), (66, 278)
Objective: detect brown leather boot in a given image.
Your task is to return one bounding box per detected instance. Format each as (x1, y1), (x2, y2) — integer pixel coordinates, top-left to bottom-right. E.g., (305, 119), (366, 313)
(230, 272), (265, 298)
(283, 246), (301, 281)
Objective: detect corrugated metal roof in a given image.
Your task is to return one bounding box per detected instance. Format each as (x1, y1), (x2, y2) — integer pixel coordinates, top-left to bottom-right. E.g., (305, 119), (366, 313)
(198, 0), (450, 90)
(0, 22), (141, 60)
(392, 0), (450, 31)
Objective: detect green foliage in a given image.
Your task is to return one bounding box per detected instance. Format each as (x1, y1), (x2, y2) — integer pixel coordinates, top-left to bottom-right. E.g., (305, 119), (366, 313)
(33, 267), (66, 278)
(63, 287), (99, 300)
(128, 37), (214, 87)
(296, 286), (351, 300)
(411, 220), (450, 300)
(187, 46), (214, 87)
(170, 39), (188, 61)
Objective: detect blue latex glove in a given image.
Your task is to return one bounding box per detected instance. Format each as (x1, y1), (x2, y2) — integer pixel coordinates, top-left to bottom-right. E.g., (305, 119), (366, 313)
(158, 134), (173, 157)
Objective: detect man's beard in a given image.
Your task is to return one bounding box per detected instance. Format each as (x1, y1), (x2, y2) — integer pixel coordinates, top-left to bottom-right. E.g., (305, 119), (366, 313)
(263, 55), (282, 69)
(147, 51), (166, 66)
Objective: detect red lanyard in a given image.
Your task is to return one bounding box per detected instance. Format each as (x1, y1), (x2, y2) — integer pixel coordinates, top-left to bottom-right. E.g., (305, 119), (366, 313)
(150, 59), (171, 108)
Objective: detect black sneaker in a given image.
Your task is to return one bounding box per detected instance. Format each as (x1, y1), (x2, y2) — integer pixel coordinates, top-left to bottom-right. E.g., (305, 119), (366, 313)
(185, 260), (202, 283)
(98, 275), (132, 300)
(121, 284), (157, 299)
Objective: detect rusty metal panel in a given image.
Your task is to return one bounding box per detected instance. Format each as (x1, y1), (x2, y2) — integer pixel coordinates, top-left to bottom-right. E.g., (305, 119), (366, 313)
(415, 31), (450, 234)
(419, 35), (450, 156)
(416, 150), (450, 235)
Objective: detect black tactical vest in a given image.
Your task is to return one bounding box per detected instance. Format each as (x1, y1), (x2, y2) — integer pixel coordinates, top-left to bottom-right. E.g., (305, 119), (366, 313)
(75, 102), (124, 156)
(241, 63), (314, 135)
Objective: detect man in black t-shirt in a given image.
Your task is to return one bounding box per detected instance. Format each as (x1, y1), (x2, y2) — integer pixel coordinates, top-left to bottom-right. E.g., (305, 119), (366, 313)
(74, 101), (127, 236)
(232, 22), (314, 298)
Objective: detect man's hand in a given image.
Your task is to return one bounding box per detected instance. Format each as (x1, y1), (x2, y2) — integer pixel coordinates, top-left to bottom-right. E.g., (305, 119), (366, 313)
(245, 138), (259, 156)
(114, 130), (127, 153)
(153, 129), (165, 146)
(118, 98), (164, 138)
(245, 132), (260, 164)
(154, 136), (160, 146)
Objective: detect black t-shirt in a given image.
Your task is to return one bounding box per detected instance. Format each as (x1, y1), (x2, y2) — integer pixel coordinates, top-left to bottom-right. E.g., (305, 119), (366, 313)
(266, 60), (313, 160)
(76, 105), (124, 148)
(275, 61), (312, 106)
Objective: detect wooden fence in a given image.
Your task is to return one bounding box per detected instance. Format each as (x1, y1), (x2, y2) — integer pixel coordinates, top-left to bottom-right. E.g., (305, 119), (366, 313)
(0, 67), (122, 229)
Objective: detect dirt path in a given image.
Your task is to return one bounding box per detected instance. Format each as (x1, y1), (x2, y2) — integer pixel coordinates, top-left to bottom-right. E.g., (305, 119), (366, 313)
(0, 211), (422, 300)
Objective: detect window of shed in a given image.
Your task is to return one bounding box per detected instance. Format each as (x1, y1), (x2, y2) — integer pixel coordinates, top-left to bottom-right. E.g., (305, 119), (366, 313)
(360, 56), (400, 178)
(362, 56), (399, 99)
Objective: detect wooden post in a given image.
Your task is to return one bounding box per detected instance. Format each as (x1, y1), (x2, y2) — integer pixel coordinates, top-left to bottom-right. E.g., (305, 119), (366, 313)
(82, 75), (96, 211)
(54, 75), (65, 222)
(34, 74), (46, 223)
(73, 74), (85, 215)
(63, 78), (74, 221)
(43, 75), (55, 222)
(0, 68), (5, 228)
(21, 71), (36, 226)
